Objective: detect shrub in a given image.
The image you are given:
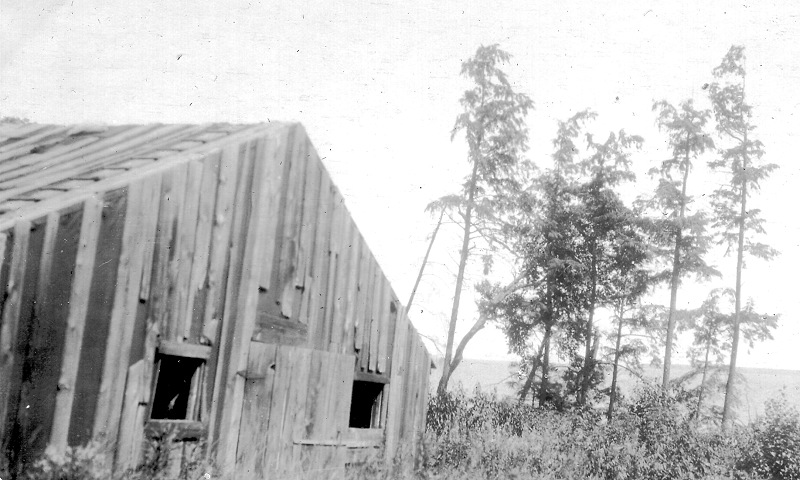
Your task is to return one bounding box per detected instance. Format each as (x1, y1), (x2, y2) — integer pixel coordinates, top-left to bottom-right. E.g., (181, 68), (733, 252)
(422, 384), (784, 480)
(19, 442), (110, 480)
(739, 391), (800, 479)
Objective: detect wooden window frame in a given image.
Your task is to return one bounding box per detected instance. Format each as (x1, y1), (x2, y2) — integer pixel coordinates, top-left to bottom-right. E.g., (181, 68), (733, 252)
(146, 341), (212, 440)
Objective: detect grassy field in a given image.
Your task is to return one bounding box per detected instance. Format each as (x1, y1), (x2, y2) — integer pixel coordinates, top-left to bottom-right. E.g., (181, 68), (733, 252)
(430, 357), (800, 419)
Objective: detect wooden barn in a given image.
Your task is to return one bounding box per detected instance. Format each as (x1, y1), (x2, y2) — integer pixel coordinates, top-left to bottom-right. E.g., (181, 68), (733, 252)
(0, 122), (432, 478)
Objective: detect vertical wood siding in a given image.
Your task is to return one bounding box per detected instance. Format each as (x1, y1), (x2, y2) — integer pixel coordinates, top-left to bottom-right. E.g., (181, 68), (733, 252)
(0, 122), (432, 477)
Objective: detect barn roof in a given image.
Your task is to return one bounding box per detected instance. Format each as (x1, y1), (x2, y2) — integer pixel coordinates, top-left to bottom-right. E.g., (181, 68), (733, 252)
(0, 122), (276, 224)
(0, 120), (434, 362)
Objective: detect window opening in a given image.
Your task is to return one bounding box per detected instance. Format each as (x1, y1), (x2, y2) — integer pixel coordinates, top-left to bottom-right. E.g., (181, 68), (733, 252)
(151, 355), (205, 420)
(349, 380), (384, 429)
(149, 342), (211, 422)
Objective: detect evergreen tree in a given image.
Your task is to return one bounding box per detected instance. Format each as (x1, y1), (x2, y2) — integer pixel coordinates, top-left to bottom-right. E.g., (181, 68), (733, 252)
(678, 289), (778, 423)
(649, 99), (718, 388)
(708, 45), (779, 428)
(573, 125), (643, 405)
(437, 44), (533, 394)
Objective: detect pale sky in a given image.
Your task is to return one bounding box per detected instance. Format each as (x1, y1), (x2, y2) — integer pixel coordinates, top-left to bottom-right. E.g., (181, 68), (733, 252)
(2, 0), (799, 370)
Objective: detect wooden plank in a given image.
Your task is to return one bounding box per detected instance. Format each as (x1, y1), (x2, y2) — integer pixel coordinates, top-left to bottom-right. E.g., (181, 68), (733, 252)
(334, 353), (355, 436)
(93, 178), (161, 451)
(136, 172), (165, 302)
(235, 341), (278, 479)
(300, 173), (332, 337)
(341, 231), (362, 355)
(127, 174), (163, 365)
(143, 420), (207, 441)
(208, 141), (254, 457)
(197, 149), (237, 427)
(319, 239), (340, 350)
(294, 157), (322, 308)
(168, 160), (201, 341)
(0, 127), (71, 162)
(172, 160), (204, 340)
(68, 189), (127, 446)
(252, 312), (309, 346)
(294, 350), (320, 475)
(158, 341), (212, 359)
(147, 164), (188, 339)
(0, 126), (269, 231)
(201, 145), (239, 343)
(356, 257), (376, 370)
(218, 139), (271, 468)
(0, 231), (8, 319)
(316, 352), (351, 478)
(367, 269), (385, 373)
(115, 359), (146, 470)
(301, 349), (326, 439)
(355, 370), (390, 384)
(214, 135), (276, 471)
(409, 338), (424, 443)
(0, 136), (101, 178)
(0, 125), (157, 193)
(416, 348), (432, 440)
(305, 351), (338, 477)
(127, 321), (160, 469)
(0, 125), (194, 200)
(277, 126), (308, 320)
(383, 301), (399, 377)
(0, 124), (53, 151)
(262, 345), (297, 475)
(0, 221), (31, 453)
(323, 192), (347, 351)
(399, 326), (417, 443)
(413, 342), (429, 446)
(279, 346), (311, 477)
(328, 213), (354, 352)
(255, 127), (291, 295)
(3, 218), (45, 472)
(186, 152), (222, 341)
(18, 209), (82, 463)
(376, 279), (392, 374)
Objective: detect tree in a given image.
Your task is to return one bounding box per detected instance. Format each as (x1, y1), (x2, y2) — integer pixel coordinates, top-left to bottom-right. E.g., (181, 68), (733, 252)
(572, 125), (643, 405)
(494, 112), (590, 408)
(649, 99), (718, 388)
(436, 45), (533, 394)
(708, 45), (779, 428)
(603, 220), (652, 419)
(678, 289), (777, 422)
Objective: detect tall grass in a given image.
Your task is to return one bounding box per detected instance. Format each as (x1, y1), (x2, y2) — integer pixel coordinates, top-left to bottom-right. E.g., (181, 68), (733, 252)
(9, 387), (800, 479)
(350, 385), (799, 480)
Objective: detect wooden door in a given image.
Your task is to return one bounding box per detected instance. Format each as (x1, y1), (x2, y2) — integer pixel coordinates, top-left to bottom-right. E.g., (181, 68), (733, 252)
(235, 343), (357, 479)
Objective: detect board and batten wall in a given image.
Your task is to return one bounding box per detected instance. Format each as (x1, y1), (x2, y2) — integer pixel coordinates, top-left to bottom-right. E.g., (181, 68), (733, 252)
(0, 122), (431, 478)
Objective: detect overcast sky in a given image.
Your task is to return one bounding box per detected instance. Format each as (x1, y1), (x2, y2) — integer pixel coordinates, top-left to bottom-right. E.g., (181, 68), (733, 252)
(2, 0), (799, 370)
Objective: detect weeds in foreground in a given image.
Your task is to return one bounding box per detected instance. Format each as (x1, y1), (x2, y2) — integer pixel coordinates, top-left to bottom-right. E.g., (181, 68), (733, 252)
(11, 387), (800, 480)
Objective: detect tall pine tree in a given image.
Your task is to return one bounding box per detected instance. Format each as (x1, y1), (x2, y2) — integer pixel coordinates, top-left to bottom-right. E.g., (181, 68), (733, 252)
(437, 45), (533, 394)
(650, 99), (718, 388)
(708, 45), (779, 428)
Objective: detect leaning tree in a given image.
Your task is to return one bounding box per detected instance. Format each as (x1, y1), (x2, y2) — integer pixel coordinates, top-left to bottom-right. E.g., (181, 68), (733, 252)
(436, 44), (533, 394)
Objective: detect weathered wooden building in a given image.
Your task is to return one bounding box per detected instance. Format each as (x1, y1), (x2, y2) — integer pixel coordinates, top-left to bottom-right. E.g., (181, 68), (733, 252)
(0, 122), (432, 478)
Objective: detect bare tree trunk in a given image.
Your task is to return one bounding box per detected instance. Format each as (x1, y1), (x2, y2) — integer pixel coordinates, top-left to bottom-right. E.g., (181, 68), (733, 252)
(519, 342), (545, 404)
(694, 338), (712, 421)
(538, 324), (553, 408)
(438, 158), (480, 395)
(607, 302), (625, 420)
(579, 257), (598, 406)
(722, 128), (748, 430)
(407, 209), (445, 311)
(663, 138), (691, 388)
